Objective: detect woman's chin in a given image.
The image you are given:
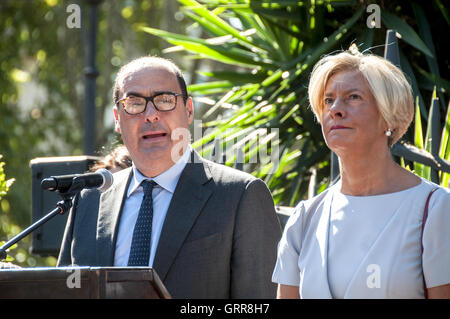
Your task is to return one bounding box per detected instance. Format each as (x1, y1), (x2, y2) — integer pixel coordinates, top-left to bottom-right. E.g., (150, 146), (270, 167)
(325, 137), (354, 154)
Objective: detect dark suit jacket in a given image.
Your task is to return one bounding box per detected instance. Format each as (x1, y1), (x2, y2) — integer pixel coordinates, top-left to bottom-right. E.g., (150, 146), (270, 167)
(57, 151), (281, 298)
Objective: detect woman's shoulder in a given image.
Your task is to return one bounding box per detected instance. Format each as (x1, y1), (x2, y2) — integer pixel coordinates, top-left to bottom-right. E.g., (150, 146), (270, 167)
(412, 178), (449, 229)
(288, 183), (338, 227)
(423, 179), (450, 207)
(297, 182), (338, 211)
(417, 177), (450, 199)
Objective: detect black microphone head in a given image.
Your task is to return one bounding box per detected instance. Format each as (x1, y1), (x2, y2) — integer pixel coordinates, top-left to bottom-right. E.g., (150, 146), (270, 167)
(95, 168), (114, 192)
(41, 177), (58, 191)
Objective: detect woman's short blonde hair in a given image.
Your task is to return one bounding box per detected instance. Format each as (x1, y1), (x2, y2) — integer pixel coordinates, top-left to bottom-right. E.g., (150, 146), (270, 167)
(308, 51), (414, 146)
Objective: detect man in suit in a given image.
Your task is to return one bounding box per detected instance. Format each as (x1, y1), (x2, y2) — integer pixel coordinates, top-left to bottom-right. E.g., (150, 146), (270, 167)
(57, 56), (281, 298)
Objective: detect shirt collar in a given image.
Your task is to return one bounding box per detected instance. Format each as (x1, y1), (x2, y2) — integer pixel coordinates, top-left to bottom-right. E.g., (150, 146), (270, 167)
(127, 144), (192, 197)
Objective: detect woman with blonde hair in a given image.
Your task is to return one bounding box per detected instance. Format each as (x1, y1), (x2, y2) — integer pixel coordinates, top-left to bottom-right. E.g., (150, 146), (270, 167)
(272, 50), (450, 298)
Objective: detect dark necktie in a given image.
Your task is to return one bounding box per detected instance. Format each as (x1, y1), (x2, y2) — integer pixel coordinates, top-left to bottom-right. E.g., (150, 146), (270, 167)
(128, 180), (157, 266)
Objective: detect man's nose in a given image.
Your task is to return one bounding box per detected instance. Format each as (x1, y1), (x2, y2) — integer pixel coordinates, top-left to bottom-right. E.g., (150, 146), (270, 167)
(144, 101), (160, 123)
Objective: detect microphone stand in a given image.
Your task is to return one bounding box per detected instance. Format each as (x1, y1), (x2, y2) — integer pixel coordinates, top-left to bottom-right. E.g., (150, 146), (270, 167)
(0, 179), (86, 261)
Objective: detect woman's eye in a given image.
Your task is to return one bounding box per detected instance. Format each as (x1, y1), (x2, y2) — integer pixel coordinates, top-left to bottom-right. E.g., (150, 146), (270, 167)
(349, 94), (361, 100)
(324, 98), (333, 104)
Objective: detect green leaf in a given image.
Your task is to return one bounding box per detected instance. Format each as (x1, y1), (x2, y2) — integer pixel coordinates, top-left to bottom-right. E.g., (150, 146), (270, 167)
(381, 10), (434, 58)
(440, 101), (450, 160)
(251, 7), (303, 21)
(178, 0), (255, 47)
(198, 70), (266, 84)
(189, 80), (234, 92)
(399, 51), (428, 120)
(232, 11), (281, 55)
(413, 65), (450, 95)
(414, 96), (425, 177)
(182, 10), (229, 37)
(440, 101), (450, 187)
(142, 26), (274, 68)
(434, 0), (450, 26)
(412, 3), (439, 76)
(294, 8), (364, 77)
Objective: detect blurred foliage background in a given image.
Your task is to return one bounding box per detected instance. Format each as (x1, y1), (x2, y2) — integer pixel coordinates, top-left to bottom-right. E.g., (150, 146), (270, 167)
(0, 0), (449, 267)
(143, 0), (450, 204)
(0, 0), (193, 267)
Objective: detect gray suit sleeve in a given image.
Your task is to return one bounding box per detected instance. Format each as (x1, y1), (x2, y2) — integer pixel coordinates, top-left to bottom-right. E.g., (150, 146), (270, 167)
(231, 178), (282, 298)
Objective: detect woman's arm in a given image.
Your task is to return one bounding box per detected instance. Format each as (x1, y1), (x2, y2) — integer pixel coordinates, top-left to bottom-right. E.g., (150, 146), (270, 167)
(277, 284), (300, 299)
(427, 283), (450, 299)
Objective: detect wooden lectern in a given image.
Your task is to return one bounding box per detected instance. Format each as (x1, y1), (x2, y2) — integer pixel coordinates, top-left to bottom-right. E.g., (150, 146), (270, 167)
(0, 267), (171, 299)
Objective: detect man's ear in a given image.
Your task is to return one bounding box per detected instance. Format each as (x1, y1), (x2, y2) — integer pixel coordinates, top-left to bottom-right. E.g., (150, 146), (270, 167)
(113, 107), (121, 134)
(185, 97), (194, 125)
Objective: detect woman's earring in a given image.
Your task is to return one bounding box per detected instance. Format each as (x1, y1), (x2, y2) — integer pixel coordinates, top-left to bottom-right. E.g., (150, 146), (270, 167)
(385, 129), (392, 137)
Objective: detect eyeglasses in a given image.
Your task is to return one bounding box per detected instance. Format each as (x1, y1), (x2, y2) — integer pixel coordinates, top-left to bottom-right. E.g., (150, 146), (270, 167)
(118, 92), (184, 115)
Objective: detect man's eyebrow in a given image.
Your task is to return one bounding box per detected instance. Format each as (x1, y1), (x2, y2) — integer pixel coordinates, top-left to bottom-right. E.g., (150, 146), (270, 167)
(124, 91), (144, 97)
(124, 90), (178, 97)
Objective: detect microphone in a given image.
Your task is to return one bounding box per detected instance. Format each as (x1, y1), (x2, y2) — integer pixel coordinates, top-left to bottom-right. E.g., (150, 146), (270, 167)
(41, 168), (114, 193)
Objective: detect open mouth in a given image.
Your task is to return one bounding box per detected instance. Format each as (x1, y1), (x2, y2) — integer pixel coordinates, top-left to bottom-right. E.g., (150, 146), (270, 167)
(142, 132), (168, 139)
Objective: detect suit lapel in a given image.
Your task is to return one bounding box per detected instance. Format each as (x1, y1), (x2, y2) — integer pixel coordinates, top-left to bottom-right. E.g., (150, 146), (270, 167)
(153, 151), (213, 281)
(96, 168), (132, 266)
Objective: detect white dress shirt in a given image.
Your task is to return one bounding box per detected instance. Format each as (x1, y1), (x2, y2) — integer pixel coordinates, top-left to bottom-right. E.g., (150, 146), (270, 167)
(114, 145), (191, 267)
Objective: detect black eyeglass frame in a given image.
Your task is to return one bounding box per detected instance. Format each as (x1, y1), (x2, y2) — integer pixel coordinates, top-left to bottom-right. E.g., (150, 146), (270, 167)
(117, 91), (185, 115)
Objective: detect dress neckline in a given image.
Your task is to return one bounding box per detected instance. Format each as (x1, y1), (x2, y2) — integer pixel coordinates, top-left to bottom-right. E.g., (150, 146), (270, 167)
(335, 179), (424, 199)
